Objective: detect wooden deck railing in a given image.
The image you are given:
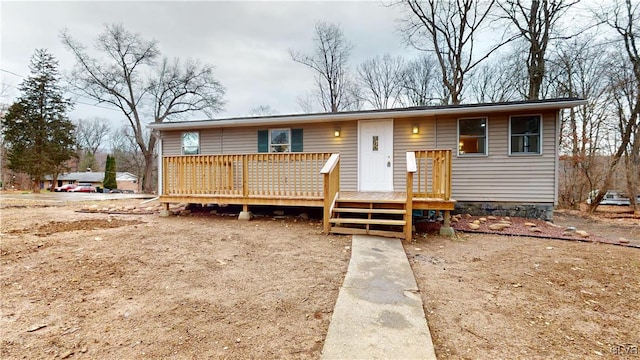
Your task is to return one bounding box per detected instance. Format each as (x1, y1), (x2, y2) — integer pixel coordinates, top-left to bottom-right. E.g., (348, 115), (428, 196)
(411, 149), (452, 200)
(163, 153), (333, 199)
(320, 154), (341, 233)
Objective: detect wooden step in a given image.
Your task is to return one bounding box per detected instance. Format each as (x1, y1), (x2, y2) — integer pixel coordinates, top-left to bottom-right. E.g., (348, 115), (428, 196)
(329, 227), (405, 239)
(329, 218), (406, 226)
(333, 208), (407, 215)
(336, 198), (406, 205)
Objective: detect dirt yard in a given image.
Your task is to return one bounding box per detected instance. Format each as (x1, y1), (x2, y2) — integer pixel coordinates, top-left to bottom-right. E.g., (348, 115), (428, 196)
(0, 199), (351, 359)
(411, 218), (640, 360)
(1, 197), (638, 359)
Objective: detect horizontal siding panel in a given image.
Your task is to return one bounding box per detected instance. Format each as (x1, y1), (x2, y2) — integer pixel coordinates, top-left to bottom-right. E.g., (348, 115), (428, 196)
(301, 122), (358, 191)
(200, 129), (222, 154)
(393, 117), (436, 190)
(221, 127), (255, 154)
(162, 131), (182, 156)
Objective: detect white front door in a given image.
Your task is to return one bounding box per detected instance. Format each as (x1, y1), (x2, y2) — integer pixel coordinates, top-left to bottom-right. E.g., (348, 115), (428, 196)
(358, 119), (394, 191)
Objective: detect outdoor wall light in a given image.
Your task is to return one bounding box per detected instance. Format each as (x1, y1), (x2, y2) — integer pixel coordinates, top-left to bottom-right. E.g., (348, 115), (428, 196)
(334, 128), (341, 137)
(412, 124), (420, 134)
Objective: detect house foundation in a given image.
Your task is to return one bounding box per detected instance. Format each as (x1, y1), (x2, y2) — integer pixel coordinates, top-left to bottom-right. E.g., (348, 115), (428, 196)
(454, 202), (554, 221)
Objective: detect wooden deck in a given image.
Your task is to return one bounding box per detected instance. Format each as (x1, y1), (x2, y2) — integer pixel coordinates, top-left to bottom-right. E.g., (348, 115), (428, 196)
(339, 191), (405, 202)
(337, 191), (455, 209)
(159, 150), (455, 241)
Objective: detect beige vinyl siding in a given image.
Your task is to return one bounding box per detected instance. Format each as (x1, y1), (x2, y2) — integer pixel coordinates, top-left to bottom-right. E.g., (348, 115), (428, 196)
(162, 131), (182, 156)
(300, 122), (358, 191)
(219, 127), (255, 154)
(435, 110), (557, 203)
(392, 117), (436, 190)
(201, 129), (222, 154)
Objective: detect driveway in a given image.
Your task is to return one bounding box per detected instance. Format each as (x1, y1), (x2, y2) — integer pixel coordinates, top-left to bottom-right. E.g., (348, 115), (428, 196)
(0, 192), (156, 203)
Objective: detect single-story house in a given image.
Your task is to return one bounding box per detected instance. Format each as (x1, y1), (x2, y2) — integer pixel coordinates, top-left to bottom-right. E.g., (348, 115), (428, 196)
(45, 171), (139, 192)
(148, 98), (586, 240)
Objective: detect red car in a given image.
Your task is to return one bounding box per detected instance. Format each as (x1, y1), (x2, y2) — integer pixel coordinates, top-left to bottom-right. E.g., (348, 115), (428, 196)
(54, 184), (77, 192)
(69, 185), (97, 193)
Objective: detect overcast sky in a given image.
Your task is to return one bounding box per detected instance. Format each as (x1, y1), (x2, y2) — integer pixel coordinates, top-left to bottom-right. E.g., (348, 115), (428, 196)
(1, 1), (423, 124)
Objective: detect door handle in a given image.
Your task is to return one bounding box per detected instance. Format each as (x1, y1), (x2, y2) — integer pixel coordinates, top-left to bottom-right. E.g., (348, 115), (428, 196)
(387, 161), (391, 167)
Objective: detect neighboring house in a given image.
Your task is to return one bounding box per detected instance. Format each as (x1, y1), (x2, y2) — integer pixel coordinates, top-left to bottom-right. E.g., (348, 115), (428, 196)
(45, 172), (139, 192)
(149, 98), (586, 240)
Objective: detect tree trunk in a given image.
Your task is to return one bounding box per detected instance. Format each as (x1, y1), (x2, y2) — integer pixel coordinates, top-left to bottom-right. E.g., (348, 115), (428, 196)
(32, 177), (41, 193)
(142, 151), (154, 193)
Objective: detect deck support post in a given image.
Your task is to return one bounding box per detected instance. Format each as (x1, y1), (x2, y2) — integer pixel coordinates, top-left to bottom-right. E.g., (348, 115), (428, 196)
(239, 204), (252, 221)
(405, 173), (414, 242)
(439, 210), (454, 237)
(159, 203), (171, 217)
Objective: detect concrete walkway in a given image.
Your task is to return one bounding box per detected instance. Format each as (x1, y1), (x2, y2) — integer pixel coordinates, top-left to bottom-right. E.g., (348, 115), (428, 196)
(321, 235), (437, 360)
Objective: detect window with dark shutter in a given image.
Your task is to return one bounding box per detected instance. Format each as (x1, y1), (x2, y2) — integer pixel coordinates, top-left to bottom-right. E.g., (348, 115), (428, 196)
(257, 130), (268, 153)
(257, 128), (303, 152)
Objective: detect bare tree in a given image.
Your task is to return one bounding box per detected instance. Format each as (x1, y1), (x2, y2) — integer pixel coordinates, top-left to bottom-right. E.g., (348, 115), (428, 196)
(498, 0), (579, 100)
(61, 24), (225, 192)
(399, 0), (515, 104)
(550, 38), (612, 208)
(589, 0), (640, 213)
(356, 54), (405, 109)
(249, 105), (278, 117)
(75, 117), (111, 155)
(397, 54), (440, 106)
(290, 22), (355, 112)
(110, 124), (146, 191)
(468, 51), (526, 103)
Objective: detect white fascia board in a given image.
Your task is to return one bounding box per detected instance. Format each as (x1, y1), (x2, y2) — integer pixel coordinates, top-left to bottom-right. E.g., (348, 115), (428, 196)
(147, 99), (588, 131)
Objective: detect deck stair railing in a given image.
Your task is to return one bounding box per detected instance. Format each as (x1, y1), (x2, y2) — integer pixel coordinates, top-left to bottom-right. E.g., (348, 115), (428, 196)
(412, 149), (452, 200)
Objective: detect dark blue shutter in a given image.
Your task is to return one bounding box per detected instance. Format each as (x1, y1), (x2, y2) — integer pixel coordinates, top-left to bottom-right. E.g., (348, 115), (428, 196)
(257, 130), (268, 153)
(291, 128), (303, 152)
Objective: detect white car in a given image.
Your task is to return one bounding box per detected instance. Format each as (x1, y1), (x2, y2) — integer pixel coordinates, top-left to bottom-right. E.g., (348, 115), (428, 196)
(587, 190), (631, 206)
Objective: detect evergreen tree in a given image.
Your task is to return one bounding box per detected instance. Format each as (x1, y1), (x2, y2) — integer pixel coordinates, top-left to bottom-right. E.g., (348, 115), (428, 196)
(103, 155), (117, 190)
(1, 49), (76, 192)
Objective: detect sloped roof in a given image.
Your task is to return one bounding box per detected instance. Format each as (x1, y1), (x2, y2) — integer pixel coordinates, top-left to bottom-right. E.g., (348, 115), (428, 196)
(148, 98), (587, 131)
(45, 172), (138, 182)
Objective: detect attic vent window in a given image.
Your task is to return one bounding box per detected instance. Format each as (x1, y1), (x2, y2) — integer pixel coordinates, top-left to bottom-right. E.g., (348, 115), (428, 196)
(182, 131), (200, 155)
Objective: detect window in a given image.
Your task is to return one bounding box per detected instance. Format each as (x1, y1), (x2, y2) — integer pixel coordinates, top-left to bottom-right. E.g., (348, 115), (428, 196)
(258, 129), (303, 153)
(269, 129), (290, 152)
(510, 115), (541, 154)
(458, 118), (487, 155)
(182, 132), (200, 155)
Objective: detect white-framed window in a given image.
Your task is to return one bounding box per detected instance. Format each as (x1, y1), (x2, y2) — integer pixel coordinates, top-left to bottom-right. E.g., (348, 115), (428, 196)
(181, 131), (200, 155)
(458, 117), (487, 156)
(510, 115), (542, 155)
(269, 128), (290, 153)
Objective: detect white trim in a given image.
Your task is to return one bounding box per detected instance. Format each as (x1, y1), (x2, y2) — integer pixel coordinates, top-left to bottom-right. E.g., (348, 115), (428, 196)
(158, 136), (163, 195)
(148, 100), (587, 131)
(268, 128), (291, 153)
(508, 114), (543, 156)
(457, 116), (488, 157)
(554, 110), (561, 206)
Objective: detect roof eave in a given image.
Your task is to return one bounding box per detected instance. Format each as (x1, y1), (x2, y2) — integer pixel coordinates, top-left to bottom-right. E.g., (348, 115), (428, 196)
(148, 99), (587, 131)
